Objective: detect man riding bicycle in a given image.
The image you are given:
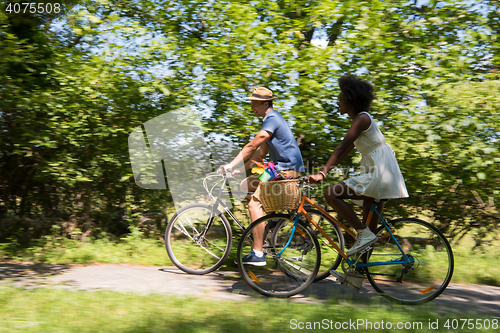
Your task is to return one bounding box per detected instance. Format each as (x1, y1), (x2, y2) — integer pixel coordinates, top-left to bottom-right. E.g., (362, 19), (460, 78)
(220, 87), (304, 266)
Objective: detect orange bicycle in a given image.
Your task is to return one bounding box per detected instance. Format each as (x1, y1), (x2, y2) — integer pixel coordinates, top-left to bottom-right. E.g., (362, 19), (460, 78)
(236, 177), (454, 304)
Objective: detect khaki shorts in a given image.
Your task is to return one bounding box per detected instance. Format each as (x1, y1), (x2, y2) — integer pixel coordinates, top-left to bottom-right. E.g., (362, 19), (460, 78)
(243, 170), (302, 202)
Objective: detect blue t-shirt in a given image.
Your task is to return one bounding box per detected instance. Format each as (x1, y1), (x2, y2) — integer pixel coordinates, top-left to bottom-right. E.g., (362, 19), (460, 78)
(261, 109), (305, 172)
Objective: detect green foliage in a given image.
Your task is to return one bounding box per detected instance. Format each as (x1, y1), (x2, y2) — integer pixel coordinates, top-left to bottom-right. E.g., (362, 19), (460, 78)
(0, 225), (169, 265)
(0, 0), (498, 245)
(0, 2), (173, 240)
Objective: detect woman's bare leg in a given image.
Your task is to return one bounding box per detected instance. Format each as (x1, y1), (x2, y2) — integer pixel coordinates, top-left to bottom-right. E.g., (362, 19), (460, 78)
(324, 182), (367, 230)
(362, 198), (385, 233)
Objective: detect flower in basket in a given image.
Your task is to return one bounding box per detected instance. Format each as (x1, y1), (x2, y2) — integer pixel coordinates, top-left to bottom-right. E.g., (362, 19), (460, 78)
(251, 159), (267, 175)
(251, 166), (265, 175)
(269, 174), (285, 182)
(266, 162), (277, 177)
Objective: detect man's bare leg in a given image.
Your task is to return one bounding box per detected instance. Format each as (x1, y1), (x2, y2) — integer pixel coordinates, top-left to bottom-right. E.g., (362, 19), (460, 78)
(240, 175), (265, 252)
(248, 197), (265, 251)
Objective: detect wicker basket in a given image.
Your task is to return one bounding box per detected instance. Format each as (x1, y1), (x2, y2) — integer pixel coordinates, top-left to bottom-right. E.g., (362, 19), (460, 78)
(259, 179), (301, 213)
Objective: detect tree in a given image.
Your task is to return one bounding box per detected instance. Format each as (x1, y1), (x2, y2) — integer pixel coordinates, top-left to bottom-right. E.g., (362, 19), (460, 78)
(1, 0), (498, 245)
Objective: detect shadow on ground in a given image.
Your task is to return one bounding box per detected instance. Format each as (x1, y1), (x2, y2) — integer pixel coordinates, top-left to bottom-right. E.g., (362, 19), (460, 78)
(1, 262), (499, 316)
(0, 261), (71, 286)
(219, 271), (500, 315)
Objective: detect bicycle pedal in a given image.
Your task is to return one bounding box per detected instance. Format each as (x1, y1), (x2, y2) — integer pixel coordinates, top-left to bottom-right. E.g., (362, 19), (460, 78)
(342, 277), (362, 292)
(358, 245), (373, 256)
(330, 270), (346, 283)
(342, 273), (364, 291)
(332, 269), (363, 292)
(347, 246), (372, 259)
(351, 253), (362, 261)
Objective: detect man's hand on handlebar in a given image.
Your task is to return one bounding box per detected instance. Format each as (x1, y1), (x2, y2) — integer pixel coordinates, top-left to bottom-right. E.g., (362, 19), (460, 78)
(219, 165), (244, 177)
(218, 165), (232, 174)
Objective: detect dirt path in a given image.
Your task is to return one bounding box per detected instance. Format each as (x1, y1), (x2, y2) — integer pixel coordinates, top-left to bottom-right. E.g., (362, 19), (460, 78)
(1, 261), (499, 315)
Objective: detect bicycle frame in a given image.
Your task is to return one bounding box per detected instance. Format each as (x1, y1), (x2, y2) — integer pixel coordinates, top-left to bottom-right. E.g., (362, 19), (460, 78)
(237, 181), (453, 302)
(201, 173), (249, 237)
(293, 194), (414, 269)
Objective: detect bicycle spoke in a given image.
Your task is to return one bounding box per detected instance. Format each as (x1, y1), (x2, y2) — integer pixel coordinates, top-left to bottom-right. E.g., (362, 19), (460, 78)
(300, 209), (344, 282)
(365, 218), (454, 305)
(173, 217), (198, 239)
(280, 258), (314, 276)
(198, 238), (224, 259)
(172, 218), (225, 260)
(237, 214), (320, 297)
(165, 204), (232, 274)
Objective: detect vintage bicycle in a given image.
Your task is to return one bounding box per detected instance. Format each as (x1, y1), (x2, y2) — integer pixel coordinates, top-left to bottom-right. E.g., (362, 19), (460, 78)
(236, 177), (454, 305)
(164, 171), (345, 279)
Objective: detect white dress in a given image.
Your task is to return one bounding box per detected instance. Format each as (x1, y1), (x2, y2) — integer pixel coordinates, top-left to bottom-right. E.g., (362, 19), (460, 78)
(344, 112), (409, 200)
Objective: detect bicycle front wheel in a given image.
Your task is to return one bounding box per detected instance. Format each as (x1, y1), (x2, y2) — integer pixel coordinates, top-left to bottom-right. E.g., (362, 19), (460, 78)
(165, 203), (232, 275)
(237, 214), (320, 297)
(365, 218), (454, 305)
(303, 209), (345, 281)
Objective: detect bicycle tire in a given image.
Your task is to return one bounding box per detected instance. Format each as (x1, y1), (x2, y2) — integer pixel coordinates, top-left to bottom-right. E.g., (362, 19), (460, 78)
(237, 213), (320, 297)
(271, 210), (345, 282)
(165, 203), (232, 275)
(365, 218), (454, 305)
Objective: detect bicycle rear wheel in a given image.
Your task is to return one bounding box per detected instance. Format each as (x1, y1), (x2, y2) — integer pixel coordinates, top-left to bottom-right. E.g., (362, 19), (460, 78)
(165, 203), (232, 274)
(272, 209), (344, 282)
(365, 218), (454, 305)
(237, 214), (320, 297)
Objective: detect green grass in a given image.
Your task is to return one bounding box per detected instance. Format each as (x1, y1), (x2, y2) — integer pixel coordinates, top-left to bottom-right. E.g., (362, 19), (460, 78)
(453, 246), (500, 286)
(0, 286), (497, 333)
(1, 226), (500, 287)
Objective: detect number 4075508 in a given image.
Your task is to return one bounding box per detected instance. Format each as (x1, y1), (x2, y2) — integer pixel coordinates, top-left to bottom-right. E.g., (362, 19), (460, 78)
(6, 2), (61, 14)
(444, 318), (498, 330)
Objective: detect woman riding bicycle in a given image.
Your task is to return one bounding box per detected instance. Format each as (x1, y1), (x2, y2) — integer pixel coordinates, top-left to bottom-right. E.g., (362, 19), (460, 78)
(309, 74), (408, 257)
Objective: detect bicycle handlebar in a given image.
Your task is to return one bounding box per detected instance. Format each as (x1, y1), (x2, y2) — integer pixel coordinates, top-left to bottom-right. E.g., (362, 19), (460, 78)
(297, 175), (319, 191)
(204, 170), (320, 198)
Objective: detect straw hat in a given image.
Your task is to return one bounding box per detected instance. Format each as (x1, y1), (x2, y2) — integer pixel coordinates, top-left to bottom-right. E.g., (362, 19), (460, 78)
(247, 87), (275, 101)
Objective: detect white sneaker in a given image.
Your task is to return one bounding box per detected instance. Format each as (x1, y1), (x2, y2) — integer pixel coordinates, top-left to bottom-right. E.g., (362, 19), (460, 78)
(346, 227), (377, 257)
(330, 270), (364, 291)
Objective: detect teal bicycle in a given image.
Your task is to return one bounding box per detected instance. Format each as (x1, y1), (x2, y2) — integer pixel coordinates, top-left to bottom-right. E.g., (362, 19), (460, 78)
(236, 177), (454, 304)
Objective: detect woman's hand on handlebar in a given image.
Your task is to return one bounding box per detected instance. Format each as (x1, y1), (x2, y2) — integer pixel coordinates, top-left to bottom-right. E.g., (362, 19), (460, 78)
(308, 173), (324, 184)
